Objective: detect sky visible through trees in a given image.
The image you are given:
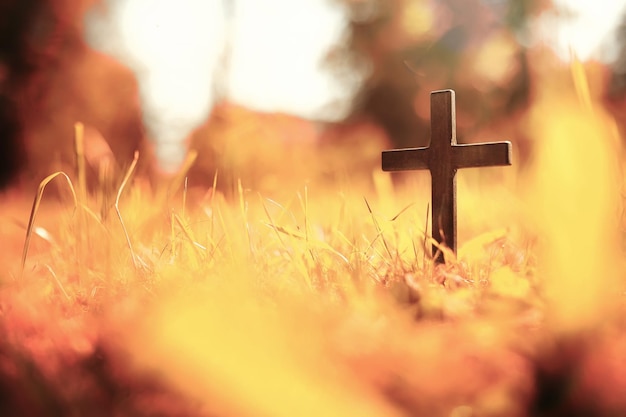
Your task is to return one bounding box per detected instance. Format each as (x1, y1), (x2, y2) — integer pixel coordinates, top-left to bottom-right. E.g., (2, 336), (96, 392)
(86, 0), (626, 170)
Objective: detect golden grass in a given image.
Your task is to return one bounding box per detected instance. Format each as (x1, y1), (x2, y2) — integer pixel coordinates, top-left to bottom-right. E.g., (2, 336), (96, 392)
(20, 171), (77, 278)
(1, 62), (625, 416)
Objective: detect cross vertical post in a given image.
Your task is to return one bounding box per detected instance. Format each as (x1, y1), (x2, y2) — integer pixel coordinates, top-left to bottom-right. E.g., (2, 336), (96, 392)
(381, 90), (512, 264)
(429, 90), (456, 260)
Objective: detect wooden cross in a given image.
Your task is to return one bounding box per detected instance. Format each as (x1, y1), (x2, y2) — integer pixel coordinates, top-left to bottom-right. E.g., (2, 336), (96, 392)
(382, 90), (512, 263)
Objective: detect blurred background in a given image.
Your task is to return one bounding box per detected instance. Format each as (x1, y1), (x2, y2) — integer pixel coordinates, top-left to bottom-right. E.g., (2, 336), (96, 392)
(2, 0), (626, 190)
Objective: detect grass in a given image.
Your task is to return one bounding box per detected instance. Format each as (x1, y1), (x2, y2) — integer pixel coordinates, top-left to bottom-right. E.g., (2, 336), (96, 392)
(0, 63), (625, 416)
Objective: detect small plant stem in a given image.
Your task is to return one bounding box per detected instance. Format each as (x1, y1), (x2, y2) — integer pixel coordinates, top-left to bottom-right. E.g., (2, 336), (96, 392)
(21, 172), (77, 279)
(115, 151), (140, 268)
(74, 123), (89, 285)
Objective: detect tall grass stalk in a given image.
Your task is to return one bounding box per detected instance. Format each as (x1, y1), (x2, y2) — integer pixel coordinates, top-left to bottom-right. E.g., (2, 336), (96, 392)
(20, 172), (77, 278)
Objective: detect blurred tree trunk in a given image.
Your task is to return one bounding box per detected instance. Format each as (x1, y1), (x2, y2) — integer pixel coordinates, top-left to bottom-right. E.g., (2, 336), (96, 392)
(0, 0), (42, 188)
(0, 0), (149, 190)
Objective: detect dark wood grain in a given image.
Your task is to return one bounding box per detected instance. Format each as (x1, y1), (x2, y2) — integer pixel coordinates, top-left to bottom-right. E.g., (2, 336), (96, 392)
(381, 90), (512, 263)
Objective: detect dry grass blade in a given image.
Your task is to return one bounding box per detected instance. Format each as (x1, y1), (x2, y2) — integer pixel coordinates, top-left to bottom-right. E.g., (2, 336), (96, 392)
(79, 203), (109, 234)
(214, 203), (235, 261)
(21, 171), (77, 277)
(261, 196), (290, 254)
(168, 149), (198, 198)
(264, 223), (306, 240)
(260, 193), (314, 286)
(74, 122), (87, 201)
(570, 53), (593, 112)
(430, 237), (456, 265)
(115, 151), (140, 267)
(423, 203), (430, 266)
(298, 187), (310, 242)
(297, 187), (317, 264)
(264, 196), (299, 226)
(363, 197), (393, 260)
(43, 264), (71, 301)
(209, 170), (219, 242)
(73, 122), (90, 286)
(211, 170), (219, 202)
(172, 213), (207, 256)
(182, 177), (189, 219)
(265, 223), (350, 266)
(389, 202), (416, 222)
(334, 229), (357, 253)
(238, 179), (254, 256)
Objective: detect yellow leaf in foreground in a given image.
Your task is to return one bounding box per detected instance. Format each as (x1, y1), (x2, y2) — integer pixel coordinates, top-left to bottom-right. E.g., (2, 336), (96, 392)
(526, 68), (621, 334)
(126, 287), (402, 417)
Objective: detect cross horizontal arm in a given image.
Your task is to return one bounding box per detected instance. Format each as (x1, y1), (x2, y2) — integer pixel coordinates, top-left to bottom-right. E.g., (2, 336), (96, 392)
(451, 141), (512, 169)
(382, 148), (429, 171)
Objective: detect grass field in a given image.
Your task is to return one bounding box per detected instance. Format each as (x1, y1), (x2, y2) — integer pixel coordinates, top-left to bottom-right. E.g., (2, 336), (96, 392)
(0, 62), (625, 417)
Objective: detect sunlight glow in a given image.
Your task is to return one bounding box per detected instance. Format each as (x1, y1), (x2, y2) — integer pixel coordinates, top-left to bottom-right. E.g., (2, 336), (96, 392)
(87, 0), (225, 171)
(86, 0), (357, 171)
(537, 0), (626, 62)
(226, 0), (355, 121)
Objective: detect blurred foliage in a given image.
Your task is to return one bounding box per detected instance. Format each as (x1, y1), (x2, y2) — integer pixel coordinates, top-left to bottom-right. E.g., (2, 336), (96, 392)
(330, 0), (552, 149)
(599, 10), (626, 148)
(608, 11), (626, 98)
(0, 0), (149, 192)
